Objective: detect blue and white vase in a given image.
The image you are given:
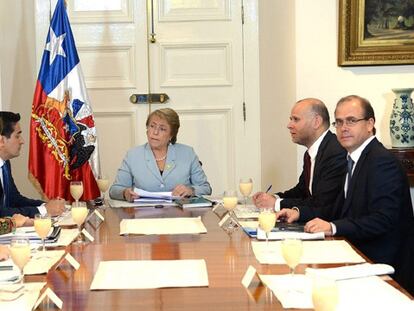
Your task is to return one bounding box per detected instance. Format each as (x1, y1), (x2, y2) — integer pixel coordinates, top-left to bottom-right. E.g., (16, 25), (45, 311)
(390, 88), (414, 148)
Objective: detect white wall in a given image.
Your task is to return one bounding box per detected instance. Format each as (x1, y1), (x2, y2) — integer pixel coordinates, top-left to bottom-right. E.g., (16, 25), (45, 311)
(296, 0), (414, 147)
(259, 0), (297, 192)
(0, 0), (39, 199)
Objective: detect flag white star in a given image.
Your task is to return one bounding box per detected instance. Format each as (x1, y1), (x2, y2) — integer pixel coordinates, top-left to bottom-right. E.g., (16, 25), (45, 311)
(45, 28), (66, 65)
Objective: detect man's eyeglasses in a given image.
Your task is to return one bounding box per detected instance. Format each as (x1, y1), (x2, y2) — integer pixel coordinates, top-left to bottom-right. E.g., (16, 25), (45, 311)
(332, 117), (367, 128)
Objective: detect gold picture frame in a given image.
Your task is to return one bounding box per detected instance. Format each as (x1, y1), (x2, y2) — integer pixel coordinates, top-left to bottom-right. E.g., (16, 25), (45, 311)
(338, 0), (414, 66)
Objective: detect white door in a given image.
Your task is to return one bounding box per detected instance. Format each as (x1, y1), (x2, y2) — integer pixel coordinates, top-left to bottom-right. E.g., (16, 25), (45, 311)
(35, 0), (261, 195)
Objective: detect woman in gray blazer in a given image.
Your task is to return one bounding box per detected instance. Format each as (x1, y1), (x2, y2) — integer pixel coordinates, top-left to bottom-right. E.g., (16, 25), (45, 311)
(109, 108), (211, 201)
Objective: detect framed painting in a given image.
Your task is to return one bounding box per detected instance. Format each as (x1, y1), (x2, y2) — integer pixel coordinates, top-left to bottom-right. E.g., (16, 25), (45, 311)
(338, 0), (414, 66)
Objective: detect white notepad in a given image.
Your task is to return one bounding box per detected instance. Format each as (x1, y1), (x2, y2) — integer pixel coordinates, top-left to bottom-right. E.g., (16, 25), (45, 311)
(251, 240), (366, 264)
(120, 217), (207, 235)
(90, 259), (209, 290)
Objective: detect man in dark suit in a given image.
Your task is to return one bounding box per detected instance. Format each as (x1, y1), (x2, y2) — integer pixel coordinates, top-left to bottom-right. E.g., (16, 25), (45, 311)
(253, 98), (347, 215)
(277, 95), (414, 266)
(0, 111), (64, 218)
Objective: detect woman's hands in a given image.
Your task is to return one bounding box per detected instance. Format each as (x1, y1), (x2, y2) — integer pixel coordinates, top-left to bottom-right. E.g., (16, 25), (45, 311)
(123, 188), (139, 202)
(172, 185), (194, 197)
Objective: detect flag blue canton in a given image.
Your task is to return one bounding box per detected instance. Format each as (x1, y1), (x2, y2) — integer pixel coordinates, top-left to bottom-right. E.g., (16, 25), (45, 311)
(38, 0), (79, 94)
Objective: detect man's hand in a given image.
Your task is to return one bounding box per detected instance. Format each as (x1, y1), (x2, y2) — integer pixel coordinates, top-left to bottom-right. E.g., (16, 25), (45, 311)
(45, 198), (65, 216)
(275, 208), (299, 223)
(123, 188), (139, 202)
(252, 192), (276, 208)
(11, 214), (30, 227)
(304, 218), (333, 236)
(172, 185), (194, 197)
(0, 245), (10, 261)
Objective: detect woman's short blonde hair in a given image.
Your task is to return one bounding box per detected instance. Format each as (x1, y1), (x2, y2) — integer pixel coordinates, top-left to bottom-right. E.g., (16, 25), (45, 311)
(146, 108), (180, 144)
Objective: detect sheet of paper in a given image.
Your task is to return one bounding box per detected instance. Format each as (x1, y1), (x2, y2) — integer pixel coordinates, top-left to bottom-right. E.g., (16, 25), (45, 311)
(0, 282), (46, 311)
(31, 229), (78, 248)
(90, 259), (209, 290)
(260, 274), (413, 310)
(24, 250), (66, 275)
(251, 240), (366, 264)
(120, 217), (207, 235)
(133, 188), (179, 200)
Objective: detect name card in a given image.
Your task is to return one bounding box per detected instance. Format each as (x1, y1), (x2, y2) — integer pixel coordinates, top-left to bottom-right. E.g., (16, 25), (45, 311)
(34, 287), (63, 309)
(81, 228), (95, 242)
(241, 265), (258, 288)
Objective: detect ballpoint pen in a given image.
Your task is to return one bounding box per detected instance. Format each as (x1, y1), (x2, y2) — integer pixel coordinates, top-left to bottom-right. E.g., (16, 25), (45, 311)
(265, 184), (273, 193)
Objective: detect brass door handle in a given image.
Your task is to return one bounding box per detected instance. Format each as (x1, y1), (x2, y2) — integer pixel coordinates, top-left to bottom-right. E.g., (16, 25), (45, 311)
(129, 93), (170, 104)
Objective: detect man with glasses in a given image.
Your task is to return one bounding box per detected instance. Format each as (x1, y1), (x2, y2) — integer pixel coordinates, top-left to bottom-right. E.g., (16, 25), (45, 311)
(253, 98), (347, 215)
(277, 95), (414, 268)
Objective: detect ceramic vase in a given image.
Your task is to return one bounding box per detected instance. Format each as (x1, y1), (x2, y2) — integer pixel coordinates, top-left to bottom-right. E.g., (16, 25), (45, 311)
(390, 88), (414, 148)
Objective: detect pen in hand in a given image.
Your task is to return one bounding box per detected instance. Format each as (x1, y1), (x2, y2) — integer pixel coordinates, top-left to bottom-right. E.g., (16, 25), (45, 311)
(265, 184), (273, 193)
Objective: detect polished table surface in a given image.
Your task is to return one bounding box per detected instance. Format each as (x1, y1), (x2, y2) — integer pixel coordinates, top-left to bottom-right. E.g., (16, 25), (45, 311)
(29, 206), (412, 310)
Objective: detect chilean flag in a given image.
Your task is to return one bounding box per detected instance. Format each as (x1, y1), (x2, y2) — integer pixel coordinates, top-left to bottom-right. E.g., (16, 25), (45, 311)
(29, 0), (100, 201)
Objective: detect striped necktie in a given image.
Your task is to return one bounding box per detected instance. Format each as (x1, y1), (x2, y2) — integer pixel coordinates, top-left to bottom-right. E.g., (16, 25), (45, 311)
(2, 163), (10, 208)
(345, 156), (354, 197)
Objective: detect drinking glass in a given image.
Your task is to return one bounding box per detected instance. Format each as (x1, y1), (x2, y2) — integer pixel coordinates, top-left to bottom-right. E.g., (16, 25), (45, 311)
(222, 190), (238, 212)
(312, 276), (339, 311)
(34, 213), (52, 258)
(239, 178), (253, 208)
(281, 238), (303, 275)
(70, 181), (84, 204)
(71, 201), (88, 243)
(222, 191), (238, 234)
(10, 237), (31, 285)
(258, 208), (276, 249)
(97, 175), (109, 206)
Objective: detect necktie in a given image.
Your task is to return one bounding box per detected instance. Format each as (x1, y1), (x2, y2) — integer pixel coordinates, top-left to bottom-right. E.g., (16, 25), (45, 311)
(346, 156), (354, 197)
(2, 164), (10, 208)
(303, 151), (311, 195)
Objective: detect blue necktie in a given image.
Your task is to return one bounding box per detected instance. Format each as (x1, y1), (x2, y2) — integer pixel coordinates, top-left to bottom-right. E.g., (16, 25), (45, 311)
(2, 164), (10, 208)
(346, 156), (354, 197)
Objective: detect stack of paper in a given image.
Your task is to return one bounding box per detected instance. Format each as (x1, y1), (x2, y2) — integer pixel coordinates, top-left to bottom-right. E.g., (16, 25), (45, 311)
(0, 227), (61, 244)
(0, 263), (20, 284)
(90, 259), (209, 290)
(133, 188), (179, 204)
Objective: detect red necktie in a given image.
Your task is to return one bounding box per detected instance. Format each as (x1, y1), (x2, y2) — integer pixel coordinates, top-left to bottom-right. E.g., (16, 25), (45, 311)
(304, 151), (311, 195)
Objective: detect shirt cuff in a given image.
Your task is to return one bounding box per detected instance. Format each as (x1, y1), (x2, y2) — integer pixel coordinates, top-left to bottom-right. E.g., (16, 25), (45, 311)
(330, 222), (337, 235)
(274, 196), (282, 212)
(37, 203), (47, 216)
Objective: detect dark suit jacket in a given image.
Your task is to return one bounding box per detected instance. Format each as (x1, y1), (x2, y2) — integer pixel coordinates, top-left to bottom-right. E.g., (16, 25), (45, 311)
(301, 138), (413, 265)
(0, 160), (44, 218)
(278, 131), (347, 216)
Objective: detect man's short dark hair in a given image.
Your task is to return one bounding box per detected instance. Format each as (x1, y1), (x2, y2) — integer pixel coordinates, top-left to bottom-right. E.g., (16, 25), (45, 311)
(0, 112), (21, 138)
(297, 98), (330, 129)
(336, 95), (376, 135)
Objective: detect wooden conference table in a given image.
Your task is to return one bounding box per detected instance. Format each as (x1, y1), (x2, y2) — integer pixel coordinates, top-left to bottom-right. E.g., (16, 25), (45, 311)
(28, 206), (411, 310)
